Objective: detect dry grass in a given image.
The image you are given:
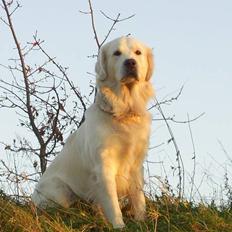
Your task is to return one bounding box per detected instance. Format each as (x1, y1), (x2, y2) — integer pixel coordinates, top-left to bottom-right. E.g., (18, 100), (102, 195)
(1, 191), (232, 232)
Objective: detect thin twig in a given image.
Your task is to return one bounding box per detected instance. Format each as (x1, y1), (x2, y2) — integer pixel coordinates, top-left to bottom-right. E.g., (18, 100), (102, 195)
(33, 37), (86, 127)
(149, 85), (184, 110)
(188, 113), (197, 202)
(87, 0), (100, 49)
(100, 13), (120, 47)
(155, 97), (185, 199)
(100, 11), (135, 22)
(153, 112), (205, 124)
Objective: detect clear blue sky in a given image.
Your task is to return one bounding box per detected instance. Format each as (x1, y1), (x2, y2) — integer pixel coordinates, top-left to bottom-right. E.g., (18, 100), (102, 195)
(1, 0), (232, 200)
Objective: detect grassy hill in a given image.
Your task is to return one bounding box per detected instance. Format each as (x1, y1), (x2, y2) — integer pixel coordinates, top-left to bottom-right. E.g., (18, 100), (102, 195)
(1, 191), (232, 232)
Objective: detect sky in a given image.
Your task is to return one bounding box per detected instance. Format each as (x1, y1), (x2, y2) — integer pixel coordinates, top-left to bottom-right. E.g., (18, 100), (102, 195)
(1, 0), (232, 200)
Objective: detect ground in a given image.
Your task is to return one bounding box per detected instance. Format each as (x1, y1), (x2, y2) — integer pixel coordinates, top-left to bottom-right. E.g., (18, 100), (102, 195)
(1, 191), (232, 232)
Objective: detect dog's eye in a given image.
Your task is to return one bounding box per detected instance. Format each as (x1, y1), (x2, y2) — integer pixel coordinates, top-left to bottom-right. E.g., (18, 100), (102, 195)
(135, 50), (142, 55)
(113, 50), (121, 56)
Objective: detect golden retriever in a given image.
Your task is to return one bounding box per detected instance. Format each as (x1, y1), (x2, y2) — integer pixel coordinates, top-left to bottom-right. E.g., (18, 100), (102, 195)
(32, 36), (154, 228)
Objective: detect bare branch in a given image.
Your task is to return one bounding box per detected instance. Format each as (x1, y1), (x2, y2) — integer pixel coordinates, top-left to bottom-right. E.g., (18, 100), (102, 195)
(188, 113), (197, 202)
(87, 0), (100, 49)
(100, 11), (135, 22)
(9, 0), (21, 16)
(100, 13), (120, 47)
(153, 112), (205, 124)
(1, 160), (38, 183)
(154, 97), (185, 199)
(45, 87), (61, 146)
(2, 0), (45, 147)
(33, 36), (86, 127)
(149, 85), (184, 111)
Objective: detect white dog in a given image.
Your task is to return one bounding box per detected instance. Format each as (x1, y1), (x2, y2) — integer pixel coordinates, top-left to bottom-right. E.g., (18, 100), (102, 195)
(32, 36), (155, 228)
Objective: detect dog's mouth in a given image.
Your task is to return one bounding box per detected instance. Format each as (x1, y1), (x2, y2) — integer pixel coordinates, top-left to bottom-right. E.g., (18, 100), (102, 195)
(121, 70), (138, 84)
(121, 58), (138, 84)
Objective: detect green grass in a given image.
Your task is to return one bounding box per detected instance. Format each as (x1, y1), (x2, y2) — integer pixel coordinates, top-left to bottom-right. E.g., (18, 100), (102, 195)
(0, 192), (232, 232)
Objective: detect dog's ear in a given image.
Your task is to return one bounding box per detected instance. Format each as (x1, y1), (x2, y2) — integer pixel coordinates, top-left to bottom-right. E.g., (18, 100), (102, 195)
(145, 48), (154, 81)
(95, 45), (107, 81)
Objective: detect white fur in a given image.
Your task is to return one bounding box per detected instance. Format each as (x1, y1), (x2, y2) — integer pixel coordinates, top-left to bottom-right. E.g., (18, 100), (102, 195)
(31, 36), (155, 228)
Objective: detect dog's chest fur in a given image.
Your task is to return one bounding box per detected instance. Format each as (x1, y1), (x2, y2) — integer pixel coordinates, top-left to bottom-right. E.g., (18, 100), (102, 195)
(105, 113), (151, 197)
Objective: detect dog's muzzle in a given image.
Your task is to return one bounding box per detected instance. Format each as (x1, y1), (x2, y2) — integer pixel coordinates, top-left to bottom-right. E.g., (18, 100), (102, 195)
(121, 58), (138, 82)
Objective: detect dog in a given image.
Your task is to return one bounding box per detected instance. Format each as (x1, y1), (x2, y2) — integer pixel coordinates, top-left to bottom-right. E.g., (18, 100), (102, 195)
(31, 36), (155, 228)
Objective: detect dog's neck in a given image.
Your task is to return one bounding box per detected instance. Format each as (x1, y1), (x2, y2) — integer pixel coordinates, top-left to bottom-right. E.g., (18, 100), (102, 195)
(96, 81), (154, 120)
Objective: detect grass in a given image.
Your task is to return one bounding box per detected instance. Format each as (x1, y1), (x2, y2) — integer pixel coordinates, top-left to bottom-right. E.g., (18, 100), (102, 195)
(0, 191), (232, 232)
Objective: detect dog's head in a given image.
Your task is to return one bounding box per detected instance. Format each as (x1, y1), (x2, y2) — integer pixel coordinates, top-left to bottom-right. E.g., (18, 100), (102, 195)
(95, 37), (154, 85)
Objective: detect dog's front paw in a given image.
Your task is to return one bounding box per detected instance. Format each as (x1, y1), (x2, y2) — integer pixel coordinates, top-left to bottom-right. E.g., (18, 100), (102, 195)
(112, 217), (125, 229)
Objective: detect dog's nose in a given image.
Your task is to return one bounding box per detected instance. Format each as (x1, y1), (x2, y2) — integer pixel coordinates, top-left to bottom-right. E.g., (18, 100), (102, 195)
(124, 59), (136, 68)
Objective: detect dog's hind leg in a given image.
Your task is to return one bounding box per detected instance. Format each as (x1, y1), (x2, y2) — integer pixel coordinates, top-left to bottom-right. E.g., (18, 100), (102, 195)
(32, 177), (77, 208)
